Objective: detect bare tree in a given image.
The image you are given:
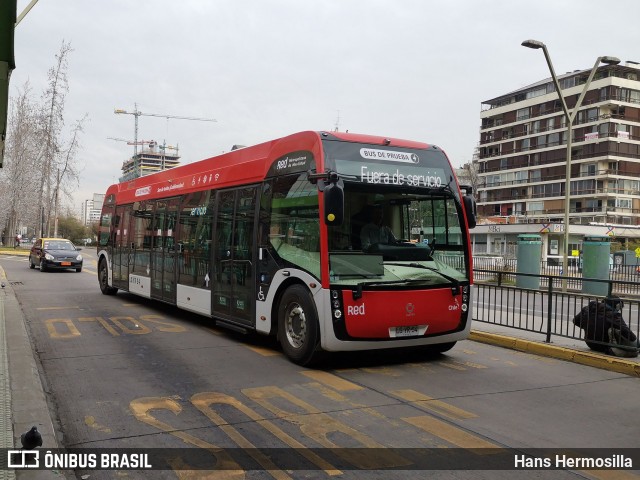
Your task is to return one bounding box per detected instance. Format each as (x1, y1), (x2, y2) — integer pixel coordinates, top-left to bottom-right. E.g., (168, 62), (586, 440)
(0, 82), (41, 245)
(52, 115), (86, 236)
(36, 40), (72, 237)
(460, 160), (485, 198)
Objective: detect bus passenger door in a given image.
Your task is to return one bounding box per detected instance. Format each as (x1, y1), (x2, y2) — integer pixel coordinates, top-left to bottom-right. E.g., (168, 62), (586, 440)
(212, 186), (258, 326)
(112, 205), (131, 290)
(150, 198), (179, 303)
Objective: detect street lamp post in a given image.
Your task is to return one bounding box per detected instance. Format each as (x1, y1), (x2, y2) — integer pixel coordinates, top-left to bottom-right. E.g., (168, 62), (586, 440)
(521, 40), (619, 289)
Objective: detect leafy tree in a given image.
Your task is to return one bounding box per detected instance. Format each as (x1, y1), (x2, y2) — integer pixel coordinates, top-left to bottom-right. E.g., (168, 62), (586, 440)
(56, 213), (90, 244)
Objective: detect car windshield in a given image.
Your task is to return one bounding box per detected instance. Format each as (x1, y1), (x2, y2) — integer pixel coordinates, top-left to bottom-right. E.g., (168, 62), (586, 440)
(44, 241), (74, 250)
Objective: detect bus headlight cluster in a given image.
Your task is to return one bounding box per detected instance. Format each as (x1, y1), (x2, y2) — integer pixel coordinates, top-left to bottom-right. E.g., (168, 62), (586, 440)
(460, 285), (470, 323)
(331, 290), (343, 321)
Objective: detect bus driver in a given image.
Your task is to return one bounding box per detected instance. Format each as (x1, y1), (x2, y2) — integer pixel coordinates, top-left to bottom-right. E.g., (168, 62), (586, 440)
(360, 205), (396, 250)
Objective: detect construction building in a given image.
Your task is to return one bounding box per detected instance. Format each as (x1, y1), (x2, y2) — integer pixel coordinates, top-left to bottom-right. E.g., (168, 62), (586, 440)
(119, 140), (180, 182)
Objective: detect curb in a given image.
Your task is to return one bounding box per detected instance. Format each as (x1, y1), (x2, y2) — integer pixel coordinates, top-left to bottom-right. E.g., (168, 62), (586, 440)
(469, 330), (640, 378)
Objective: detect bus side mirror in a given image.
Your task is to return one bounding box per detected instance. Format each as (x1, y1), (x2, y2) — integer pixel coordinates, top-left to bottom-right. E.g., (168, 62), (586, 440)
(463, 194), (477, 229)
(323, 181), (344, 226)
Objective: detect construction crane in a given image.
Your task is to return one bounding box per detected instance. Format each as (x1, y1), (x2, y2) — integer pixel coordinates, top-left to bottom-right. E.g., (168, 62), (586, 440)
(114, 103), (217, 157)
(107, 137), (154, 147)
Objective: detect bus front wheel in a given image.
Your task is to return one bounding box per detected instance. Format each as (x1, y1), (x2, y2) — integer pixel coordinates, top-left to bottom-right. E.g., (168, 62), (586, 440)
(277, 285), (320, 366)
(99, 258), (117, 295)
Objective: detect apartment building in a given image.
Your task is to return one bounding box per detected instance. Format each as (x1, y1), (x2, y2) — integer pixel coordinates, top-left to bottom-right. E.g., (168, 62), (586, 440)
(473, 60), (640, 259)
(81, 193), (105, 225)
(477, 61), (640, 225)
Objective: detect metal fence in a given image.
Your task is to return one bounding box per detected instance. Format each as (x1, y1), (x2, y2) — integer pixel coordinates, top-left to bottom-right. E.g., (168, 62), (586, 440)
(472, 269), (640, 355)
(472, 258), (640, 295)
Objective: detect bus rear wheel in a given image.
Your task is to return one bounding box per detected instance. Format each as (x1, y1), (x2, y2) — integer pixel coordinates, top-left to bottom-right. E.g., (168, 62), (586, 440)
(277, 285), (320, 366)
(99, 258), (117, 295)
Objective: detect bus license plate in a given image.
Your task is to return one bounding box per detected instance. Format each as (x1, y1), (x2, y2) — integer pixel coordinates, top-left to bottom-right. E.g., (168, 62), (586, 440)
(390, 325), (426, 338)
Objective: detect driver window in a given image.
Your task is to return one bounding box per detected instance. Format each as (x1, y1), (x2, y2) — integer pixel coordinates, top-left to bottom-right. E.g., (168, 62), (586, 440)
(269, 174), (320, 277)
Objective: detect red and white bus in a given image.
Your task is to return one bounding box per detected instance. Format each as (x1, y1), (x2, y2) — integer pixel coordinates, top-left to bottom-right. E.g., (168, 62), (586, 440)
(97, 131), (476, 365)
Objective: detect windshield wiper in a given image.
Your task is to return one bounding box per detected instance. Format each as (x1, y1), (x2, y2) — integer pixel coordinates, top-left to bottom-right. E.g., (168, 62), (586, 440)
(352, 279), (423, 300)
(383, 262), (460, 297)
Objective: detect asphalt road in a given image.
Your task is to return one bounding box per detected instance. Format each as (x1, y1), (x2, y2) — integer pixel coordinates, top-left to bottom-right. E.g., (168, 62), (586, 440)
(1, 251), (639, 479)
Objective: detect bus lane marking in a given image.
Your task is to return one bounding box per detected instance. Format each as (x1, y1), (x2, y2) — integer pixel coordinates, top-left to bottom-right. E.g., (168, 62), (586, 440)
(391, 389), (477, 421)
(110, 316), (152, 335)
(192, 392), (341, 475)
(437, 361), (468, 371)
(303, 382), (394, 424)
(192, 392), (326, 478)
(78, 317), (120, 336)
(129, 396), (245, 479)
(84, 415), (112, 433)
(300, 371), (363, 391)
(45, 319), (81, 339)
(402, 415), (501, 453)
(242, 386), (410, 470)
(298, 371), (400, 423)
(44, 315), (187, 338)
(139, 315), (188, 332)
(244, 345), (280, 356)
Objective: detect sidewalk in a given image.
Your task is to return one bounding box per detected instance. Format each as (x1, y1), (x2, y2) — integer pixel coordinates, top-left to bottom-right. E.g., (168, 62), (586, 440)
(470, 322), (640, 377)
(0, 262), (66, 479)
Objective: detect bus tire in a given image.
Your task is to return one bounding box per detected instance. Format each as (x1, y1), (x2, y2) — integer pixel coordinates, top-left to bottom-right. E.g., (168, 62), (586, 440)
(98, 258), (117, 295)
(277, 285), (320, 366)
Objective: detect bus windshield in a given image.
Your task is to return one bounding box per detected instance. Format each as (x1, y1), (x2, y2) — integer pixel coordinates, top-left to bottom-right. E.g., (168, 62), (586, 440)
(322, 140), (468, 288)
(327, 187), (468, 287)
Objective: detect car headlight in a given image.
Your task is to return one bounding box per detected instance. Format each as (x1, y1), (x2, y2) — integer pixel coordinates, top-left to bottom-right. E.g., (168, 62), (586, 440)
(76, 254), (83, 261)
(44, 253), (54, 261)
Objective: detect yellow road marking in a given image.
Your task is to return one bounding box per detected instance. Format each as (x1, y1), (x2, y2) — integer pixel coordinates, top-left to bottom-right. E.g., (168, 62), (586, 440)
(392, 389), (477, 420)
(243, 386), (410, 470)
(245, 345), (280, 356)
(84, 415), (112, 433)
(129, 397), (244, 478)
(402, 415), (500, 452)
(45, 319), (81, 339)
(437, 361), (467, 371)
(301, 371), (363, 391)
(191, 393), (293, 479)
(78, 316), (120, 336)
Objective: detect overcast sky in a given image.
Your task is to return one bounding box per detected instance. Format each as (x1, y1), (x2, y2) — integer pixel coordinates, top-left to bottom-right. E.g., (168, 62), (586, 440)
(10, 0), (640, 212)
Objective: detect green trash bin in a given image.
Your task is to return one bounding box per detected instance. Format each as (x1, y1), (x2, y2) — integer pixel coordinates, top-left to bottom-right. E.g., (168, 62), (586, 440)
(516, 234), (542, 289)
(582, 235), (611, 296)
